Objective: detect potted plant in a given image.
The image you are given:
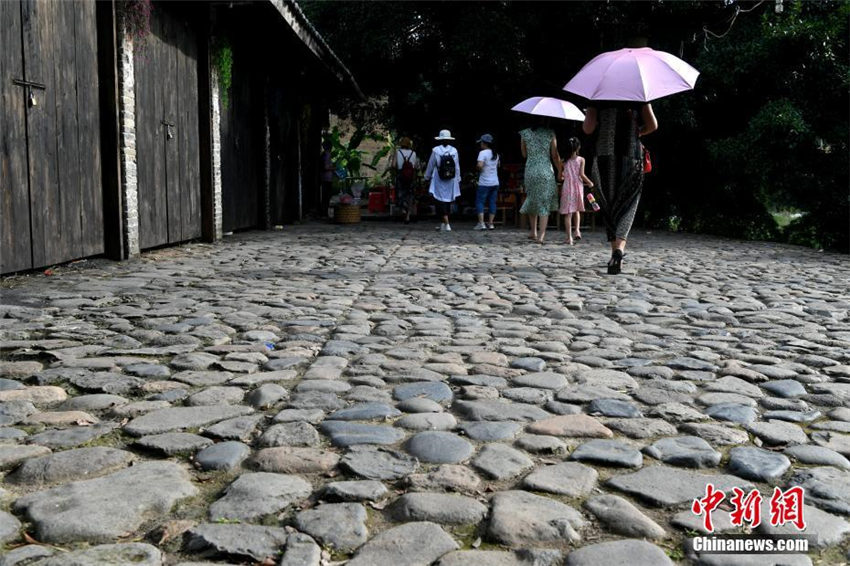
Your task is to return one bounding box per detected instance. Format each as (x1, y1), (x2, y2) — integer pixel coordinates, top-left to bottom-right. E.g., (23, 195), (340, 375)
(324, 127), (392, 223)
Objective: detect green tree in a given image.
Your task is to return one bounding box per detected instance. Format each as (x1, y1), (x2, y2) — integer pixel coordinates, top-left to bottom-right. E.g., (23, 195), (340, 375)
(678, 0), (849, 250)
(303, 0), (849, 251)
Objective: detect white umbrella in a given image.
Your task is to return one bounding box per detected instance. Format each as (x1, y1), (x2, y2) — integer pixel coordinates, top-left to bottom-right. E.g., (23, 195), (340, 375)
(511, 96), (586, 121)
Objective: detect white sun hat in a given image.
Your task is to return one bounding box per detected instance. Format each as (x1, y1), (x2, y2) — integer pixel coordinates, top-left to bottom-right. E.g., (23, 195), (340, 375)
(435, 129), (455, 141)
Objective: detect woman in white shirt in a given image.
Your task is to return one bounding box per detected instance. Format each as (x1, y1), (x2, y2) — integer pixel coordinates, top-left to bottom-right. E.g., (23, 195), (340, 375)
(424, 130), (461, 232)
(474, 134), (500, 230)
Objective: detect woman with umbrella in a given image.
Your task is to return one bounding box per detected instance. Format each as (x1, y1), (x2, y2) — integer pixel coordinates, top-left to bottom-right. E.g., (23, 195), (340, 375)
(511, 97), (586, 244)
(519, 118), (561, 244)
(582, 102), (657, 273)
(565, 47), (698, 274)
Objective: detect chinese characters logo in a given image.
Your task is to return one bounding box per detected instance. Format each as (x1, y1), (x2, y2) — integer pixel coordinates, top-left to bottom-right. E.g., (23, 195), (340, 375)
(692, 485), (806, 533)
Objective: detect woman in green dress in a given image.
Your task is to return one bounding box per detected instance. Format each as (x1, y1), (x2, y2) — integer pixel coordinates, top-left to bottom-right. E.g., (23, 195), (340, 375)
(519, 122), (562, 244)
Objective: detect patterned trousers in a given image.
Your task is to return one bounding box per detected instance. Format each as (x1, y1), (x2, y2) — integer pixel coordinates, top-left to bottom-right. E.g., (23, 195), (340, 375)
(591, 155), (644, 242)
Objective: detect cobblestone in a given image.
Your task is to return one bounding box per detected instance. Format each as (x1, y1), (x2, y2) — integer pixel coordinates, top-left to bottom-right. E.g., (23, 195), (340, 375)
(0, 224), (847, 562)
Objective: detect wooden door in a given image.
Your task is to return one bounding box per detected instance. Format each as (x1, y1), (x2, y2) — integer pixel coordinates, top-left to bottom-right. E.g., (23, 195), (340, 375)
(1, 0), (103, 273)
(134, 2), (201, 249)
(220, 26), (264, 232)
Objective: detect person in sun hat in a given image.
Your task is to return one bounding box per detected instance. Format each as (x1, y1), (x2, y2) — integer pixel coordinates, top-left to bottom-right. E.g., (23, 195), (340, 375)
(423, 129), (461, 232)
(473, 133), (500, 231)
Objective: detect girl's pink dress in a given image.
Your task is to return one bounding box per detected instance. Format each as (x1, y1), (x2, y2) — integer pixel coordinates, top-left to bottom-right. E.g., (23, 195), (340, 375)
(559, 157), (585, 214)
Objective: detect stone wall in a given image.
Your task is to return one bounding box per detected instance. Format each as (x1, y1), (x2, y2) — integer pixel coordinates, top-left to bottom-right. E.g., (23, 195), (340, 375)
(264, 106), (271, 229)
(210, 67), (223, 240)
(116, 31), (139, 258)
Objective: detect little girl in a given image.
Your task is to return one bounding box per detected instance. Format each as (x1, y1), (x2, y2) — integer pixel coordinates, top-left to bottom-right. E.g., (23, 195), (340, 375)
(559, 137), (594, 245)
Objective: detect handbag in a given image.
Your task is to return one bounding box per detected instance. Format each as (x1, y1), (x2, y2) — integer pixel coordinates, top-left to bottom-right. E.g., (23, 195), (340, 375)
(642, 145), (652, 174)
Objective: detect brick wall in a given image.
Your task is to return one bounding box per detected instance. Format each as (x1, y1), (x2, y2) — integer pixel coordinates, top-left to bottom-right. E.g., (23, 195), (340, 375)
(264, 105), (271, 229)
(117, 31), (139, 257)
(210, 66), (223, 240)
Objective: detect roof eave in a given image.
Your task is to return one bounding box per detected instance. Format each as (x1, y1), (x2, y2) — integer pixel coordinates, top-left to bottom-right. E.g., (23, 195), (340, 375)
(268, 0), (366, 100)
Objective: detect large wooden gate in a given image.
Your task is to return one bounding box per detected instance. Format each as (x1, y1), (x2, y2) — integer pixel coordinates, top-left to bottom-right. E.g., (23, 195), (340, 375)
(1, 0), (103, 273)
(134, 3), (202, 249)
(220, 16), (265, 233)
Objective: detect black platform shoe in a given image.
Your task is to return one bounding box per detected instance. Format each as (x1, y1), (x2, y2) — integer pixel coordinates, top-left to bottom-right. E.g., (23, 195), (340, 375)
(607, 249), (624, 275)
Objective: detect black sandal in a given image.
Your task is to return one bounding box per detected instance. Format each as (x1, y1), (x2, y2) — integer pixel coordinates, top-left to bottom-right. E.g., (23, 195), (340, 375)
(607, 249), (624, 275)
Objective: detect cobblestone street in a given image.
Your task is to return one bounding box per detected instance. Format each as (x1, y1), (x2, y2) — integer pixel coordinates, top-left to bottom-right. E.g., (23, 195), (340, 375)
(1, 222), (849, 566)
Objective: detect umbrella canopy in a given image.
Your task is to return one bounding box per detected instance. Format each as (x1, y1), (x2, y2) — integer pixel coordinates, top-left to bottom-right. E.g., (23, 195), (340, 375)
(511, 96), (586, 121)
(564, 47), (699, 102)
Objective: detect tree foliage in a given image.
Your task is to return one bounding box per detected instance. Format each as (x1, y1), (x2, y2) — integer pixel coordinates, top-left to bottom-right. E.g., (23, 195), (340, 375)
(323, 126), (392, 180)
(690, 0), (849, 250)
(303, 0), (848, 251)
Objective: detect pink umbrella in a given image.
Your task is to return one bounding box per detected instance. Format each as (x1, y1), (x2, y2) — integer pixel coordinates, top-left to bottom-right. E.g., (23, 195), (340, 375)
(564, 47), (699, 102)
(511, 96), (585, 121)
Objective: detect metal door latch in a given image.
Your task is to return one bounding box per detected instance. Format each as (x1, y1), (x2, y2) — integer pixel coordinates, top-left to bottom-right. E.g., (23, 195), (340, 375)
(161, 120), (175, 140)
(12, 78), (45, 108)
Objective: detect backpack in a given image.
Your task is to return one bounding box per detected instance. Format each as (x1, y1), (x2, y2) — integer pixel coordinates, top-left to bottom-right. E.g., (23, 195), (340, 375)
(437, 150), (456, 180)
(399, 150), (415, 184)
